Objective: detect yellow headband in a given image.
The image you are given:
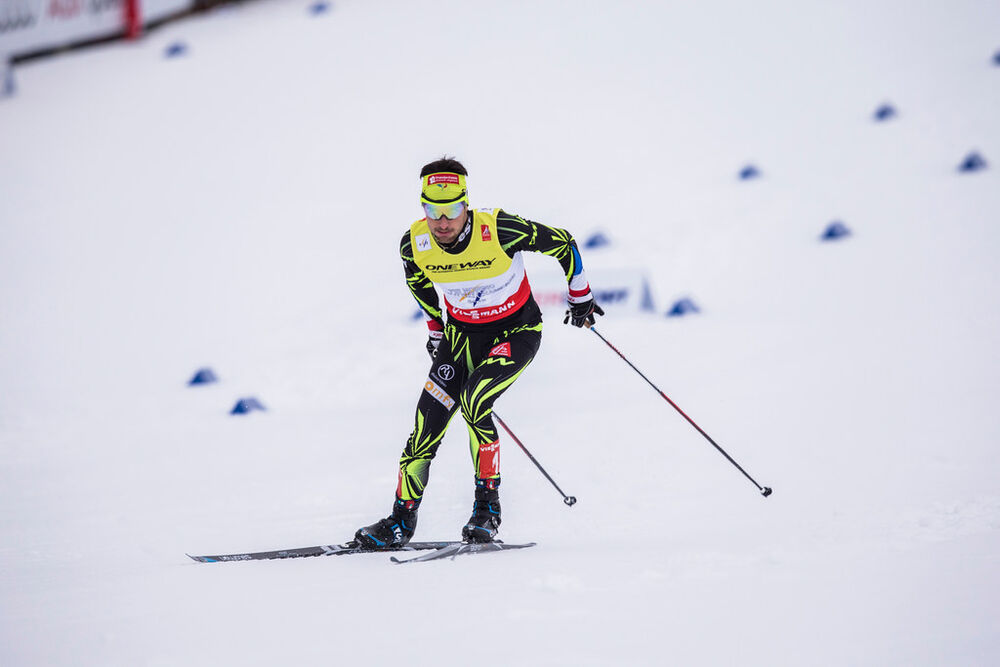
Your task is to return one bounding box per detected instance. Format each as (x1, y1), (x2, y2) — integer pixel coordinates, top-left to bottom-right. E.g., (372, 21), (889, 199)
(420, 172), (468, 204)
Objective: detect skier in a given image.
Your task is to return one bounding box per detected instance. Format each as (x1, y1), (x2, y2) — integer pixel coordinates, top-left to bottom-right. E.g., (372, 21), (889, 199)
(355, 157), (602, 547)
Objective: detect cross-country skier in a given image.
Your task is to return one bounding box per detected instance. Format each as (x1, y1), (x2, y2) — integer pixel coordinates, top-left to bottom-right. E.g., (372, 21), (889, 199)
(355, 157), (602, 547)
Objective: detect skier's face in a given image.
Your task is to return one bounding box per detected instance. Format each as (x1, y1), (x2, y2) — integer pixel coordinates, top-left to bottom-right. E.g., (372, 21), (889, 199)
(428, 205), (467, 245)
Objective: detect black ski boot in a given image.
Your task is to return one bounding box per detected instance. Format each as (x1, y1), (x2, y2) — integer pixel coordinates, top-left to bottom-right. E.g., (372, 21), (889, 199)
(462, 478), (501, 543)
(354, 499), (419, 549)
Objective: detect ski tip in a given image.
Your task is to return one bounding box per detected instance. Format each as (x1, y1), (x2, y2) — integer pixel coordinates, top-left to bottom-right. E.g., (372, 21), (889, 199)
(187, 553), (215, 563)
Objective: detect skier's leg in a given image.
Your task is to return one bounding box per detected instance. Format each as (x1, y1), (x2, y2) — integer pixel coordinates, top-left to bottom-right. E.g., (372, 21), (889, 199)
(355, 327), (470, 549)
(459, 323), (542, 541)
(397, 327), (471, 503)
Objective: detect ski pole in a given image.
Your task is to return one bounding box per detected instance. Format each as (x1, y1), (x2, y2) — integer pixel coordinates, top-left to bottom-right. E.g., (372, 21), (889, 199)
(493, 411), (577, 506)
(588, 326), (772, 498)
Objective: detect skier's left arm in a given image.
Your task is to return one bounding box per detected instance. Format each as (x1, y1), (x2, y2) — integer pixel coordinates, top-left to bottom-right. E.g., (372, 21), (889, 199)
(496, 210), (604, 327)
(400, 231), (445, 356)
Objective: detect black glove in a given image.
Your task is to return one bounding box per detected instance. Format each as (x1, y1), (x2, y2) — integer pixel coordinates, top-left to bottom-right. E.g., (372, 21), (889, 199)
(563, 299), (604, 328)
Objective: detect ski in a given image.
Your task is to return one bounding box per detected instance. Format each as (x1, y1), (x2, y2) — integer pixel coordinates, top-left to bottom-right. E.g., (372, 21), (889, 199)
(390, 541), (536, 564)
(187, 540), (459, 563)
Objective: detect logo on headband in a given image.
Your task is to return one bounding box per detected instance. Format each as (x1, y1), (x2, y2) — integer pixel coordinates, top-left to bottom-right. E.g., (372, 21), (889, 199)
(427, 174), (461, 186)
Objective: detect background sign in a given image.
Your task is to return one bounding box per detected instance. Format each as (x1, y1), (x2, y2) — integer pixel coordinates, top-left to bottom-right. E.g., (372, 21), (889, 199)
(1, 0), (193, 58)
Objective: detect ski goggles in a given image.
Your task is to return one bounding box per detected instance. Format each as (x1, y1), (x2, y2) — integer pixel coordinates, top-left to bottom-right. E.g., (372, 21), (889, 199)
(422, 199), (467, 220)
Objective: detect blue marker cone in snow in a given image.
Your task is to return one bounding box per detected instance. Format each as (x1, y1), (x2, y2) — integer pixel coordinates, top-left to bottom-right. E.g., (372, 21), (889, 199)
(821, 221), (851, 241)
(309, 2), (330, 15)
(188, 367), (218, 386)
(993, 50), (1000, 65)
(873, 103), (897, 121)
(958, 152), (987, 173)
(738, 165), (761, 180)
(583, 232), (611, 249)
(666, 298), (700, 317)
(2, 60), (14, 98)
(639, 277), (656, 313)
(164, 42), (188, 58)
(231, 397), (266, 415)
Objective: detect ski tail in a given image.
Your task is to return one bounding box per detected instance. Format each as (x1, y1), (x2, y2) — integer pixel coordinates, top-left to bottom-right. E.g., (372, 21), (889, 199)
(390, 541), (536, 564)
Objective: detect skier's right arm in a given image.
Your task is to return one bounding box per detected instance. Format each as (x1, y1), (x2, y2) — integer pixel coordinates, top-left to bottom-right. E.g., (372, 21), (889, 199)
(496, 210), (604, 328)
(400, 232), (444, 356)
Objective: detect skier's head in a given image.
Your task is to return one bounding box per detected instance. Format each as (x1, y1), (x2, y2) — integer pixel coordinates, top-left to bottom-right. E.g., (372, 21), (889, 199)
(420, 157), (468, 214)
(420, 157), (467, 183)
(420, 157), (469, 245)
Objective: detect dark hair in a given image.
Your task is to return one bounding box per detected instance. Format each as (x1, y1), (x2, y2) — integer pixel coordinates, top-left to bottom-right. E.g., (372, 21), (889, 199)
(420, 157), (467, 177)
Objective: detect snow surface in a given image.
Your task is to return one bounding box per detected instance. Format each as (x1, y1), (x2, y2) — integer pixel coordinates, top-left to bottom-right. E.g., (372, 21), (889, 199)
(2, 0), (1000, 665)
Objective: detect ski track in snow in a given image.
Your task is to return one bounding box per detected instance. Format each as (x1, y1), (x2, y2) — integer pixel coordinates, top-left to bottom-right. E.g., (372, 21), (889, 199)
(900, 496), (1000, 542)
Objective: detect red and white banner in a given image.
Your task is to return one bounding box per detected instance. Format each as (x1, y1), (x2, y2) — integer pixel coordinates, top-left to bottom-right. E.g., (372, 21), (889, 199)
(524, 260), (657, 316)
(1, 0), (193, 58)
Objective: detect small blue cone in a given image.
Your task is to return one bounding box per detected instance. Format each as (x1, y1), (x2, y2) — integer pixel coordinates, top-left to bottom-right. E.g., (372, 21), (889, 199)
(583, 232), (611, 249)
(992, 50), (1000, 66)
(411, 308), (425, 321)
(188, 368), (218, 386)
(309, 2), (330, 15)
(2, 61), (14, 98)
(958, 152), (987, 173)
(738, 165), (761, 180)
(666, 298), (700, 317)
(873, 103), (897, 121)
(231, 397), (266, 415)
(164, 42), (188, 58)
(821, 221), (851, 241)
(639, 277), (656, 313)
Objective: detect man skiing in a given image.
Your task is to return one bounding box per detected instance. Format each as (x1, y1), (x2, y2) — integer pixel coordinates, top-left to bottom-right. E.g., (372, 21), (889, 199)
(355, 157), (602, 548)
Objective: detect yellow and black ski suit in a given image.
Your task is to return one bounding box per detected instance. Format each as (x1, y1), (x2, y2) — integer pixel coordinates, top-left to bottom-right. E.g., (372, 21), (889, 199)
(395, 208), (591, 504)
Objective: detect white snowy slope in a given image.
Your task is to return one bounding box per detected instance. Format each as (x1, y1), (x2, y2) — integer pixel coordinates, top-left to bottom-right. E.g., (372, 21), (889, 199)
(2, 0), (999, 664)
